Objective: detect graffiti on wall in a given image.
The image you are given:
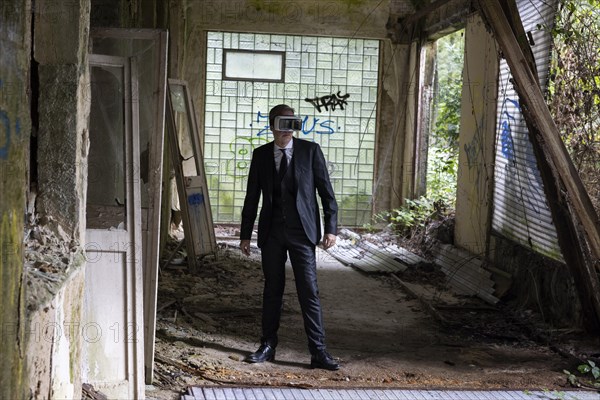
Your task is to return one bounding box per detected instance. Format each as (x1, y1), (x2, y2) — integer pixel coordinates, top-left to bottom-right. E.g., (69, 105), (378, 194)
(0, 78), (24, 160)
(499, 98), (519, 163)
(250, 110), (336, 136)
(217, 109), (341, 179)
(0, 110), (21, 161)
(223, 136), (268, 179)
(498, 97), (544, 214)
(304, 91), (350, 113)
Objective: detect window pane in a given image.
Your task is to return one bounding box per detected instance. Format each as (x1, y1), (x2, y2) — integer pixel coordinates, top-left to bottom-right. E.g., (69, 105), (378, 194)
(224, 50), (284, 82)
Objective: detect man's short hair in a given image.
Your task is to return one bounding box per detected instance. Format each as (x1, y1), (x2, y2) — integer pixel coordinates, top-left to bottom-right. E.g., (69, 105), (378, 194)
(269, 104), (295, 127)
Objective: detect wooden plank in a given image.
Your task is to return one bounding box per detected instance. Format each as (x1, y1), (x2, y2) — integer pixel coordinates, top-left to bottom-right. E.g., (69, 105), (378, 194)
(478, 0), (600, 331)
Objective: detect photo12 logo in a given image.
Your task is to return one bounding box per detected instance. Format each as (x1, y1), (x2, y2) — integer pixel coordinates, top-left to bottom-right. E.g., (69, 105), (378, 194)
(3, 321), (140, 344)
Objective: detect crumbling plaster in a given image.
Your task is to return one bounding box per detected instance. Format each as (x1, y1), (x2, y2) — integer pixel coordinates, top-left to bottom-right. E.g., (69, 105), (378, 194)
(35, 0), (91, 241)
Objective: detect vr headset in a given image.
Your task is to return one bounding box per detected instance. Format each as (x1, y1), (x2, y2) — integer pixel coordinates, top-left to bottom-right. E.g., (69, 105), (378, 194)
(273, 115), (302, 132)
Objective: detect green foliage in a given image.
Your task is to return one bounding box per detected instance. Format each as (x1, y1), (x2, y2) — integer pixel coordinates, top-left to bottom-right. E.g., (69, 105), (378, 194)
(426, 146), (458, 205)
(548, 0), (600, 215)
(426, 29), (464, 207)
(578, 360), (600, 381)
(369, 196), (452, 238)
(563, 360), (600, 388)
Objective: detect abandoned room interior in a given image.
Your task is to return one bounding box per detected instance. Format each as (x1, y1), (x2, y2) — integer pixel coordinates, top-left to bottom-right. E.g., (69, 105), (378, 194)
(1, 0), (600, 399)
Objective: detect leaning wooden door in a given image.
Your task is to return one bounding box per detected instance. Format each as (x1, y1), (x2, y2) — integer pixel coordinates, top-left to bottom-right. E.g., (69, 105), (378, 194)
(83, 54), (144, 399)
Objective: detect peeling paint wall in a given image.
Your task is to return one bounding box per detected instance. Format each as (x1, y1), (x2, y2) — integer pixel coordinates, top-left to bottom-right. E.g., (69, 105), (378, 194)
(0, 1), (32, 398)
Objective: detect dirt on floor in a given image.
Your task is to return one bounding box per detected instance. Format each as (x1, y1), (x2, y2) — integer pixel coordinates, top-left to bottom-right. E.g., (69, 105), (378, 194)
(146, 230), (599, 400)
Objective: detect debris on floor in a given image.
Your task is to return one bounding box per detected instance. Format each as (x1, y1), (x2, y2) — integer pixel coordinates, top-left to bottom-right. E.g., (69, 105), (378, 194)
(146, 227), (592, 399)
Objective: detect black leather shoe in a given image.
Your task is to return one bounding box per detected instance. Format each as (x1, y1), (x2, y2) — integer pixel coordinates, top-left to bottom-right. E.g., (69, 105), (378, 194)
(310, 350), (340, 371)
(245, 344), (276, 363)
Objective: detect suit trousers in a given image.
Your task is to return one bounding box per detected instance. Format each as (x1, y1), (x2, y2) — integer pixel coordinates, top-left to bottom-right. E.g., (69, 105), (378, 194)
(260, 221), (326, 355)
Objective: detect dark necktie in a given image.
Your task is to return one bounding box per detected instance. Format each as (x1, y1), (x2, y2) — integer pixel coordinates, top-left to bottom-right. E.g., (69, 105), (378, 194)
(279, 149), (288, 180)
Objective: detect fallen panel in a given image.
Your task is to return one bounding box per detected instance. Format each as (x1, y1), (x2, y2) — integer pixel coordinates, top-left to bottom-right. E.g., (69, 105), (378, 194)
(433, 244), (499, 304)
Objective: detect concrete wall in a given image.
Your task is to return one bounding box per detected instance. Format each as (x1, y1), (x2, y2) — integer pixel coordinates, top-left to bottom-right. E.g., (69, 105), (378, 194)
(454, 13), (498, 255)
(35, 0), (91, 241)
(23, 0), (91, 397)
(26, 269), (85, 399)
(374, 41), (420, 211)
(0, 1), (32, 398)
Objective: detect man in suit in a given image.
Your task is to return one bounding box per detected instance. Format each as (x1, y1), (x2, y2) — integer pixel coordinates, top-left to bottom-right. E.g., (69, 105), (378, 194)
(239, 104), (340, 371)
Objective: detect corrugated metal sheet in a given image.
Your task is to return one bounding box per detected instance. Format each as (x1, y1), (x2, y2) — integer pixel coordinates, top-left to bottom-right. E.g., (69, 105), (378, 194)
(492, 0), (564, 261)
(326, 229), (427, 274)
(328, 237), (408, 273)
(432, 244), (499, 304)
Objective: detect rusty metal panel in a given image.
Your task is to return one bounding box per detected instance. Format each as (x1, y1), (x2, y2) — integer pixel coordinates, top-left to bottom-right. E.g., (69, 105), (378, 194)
(491, 0), (563, 261)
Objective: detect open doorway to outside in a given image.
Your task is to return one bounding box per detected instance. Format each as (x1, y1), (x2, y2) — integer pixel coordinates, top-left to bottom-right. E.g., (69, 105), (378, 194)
(418, 29), (465, 209)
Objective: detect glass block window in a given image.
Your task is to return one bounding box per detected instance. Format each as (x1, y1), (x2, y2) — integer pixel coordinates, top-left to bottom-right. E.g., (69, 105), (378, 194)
(204, 32), (380, 226)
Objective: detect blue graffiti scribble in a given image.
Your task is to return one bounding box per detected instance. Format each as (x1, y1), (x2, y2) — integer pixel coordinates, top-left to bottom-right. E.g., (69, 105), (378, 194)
(0, 110), (11, 160)
(499, 97), (544, 214)
(251, 111), (336, 136)
(500, 121), (515, 161)
(499, 98), (520, 162)
(188, 193), (204, 206)
(302, 116), (335, 135)
(252, 111), (271, 136)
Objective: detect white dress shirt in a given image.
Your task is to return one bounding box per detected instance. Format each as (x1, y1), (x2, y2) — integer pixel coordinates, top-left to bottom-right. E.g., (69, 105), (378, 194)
(274, 140), (294, 173)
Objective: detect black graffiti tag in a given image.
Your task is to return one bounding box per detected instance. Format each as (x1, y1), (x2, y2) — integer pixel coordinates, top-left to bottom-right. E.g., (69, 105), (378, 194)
(305, 91), (350, 113)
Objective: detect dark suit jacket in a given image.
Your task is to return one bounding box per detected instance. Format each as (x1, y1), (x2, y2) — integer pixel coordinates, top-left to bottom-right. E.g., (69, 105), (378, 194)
(240, 137), (338, 247)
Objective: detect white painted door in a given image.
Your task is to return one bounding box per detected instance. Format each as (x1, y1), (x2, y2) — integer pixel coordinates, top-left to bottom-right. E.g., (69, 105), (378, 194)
(83, 54), (144, 399)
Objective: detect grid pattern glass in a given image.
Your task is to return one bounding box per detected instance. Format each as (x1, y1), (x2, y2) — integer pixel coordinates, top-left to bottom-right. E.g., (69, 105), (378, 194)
(204, 32), (379, 226)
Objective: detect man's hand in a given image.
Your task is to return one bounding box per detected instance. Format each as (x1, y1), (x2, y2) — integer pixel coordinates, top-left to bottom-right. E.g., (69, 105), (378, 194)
(322, 233), (337, 250)
(240, 239), (251, 256)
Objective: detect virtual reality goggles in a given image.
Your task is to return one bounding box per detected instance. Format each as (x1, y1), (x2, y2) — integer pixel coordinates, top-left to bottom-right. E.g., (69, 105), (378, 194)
(273, 116), (302, 132)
